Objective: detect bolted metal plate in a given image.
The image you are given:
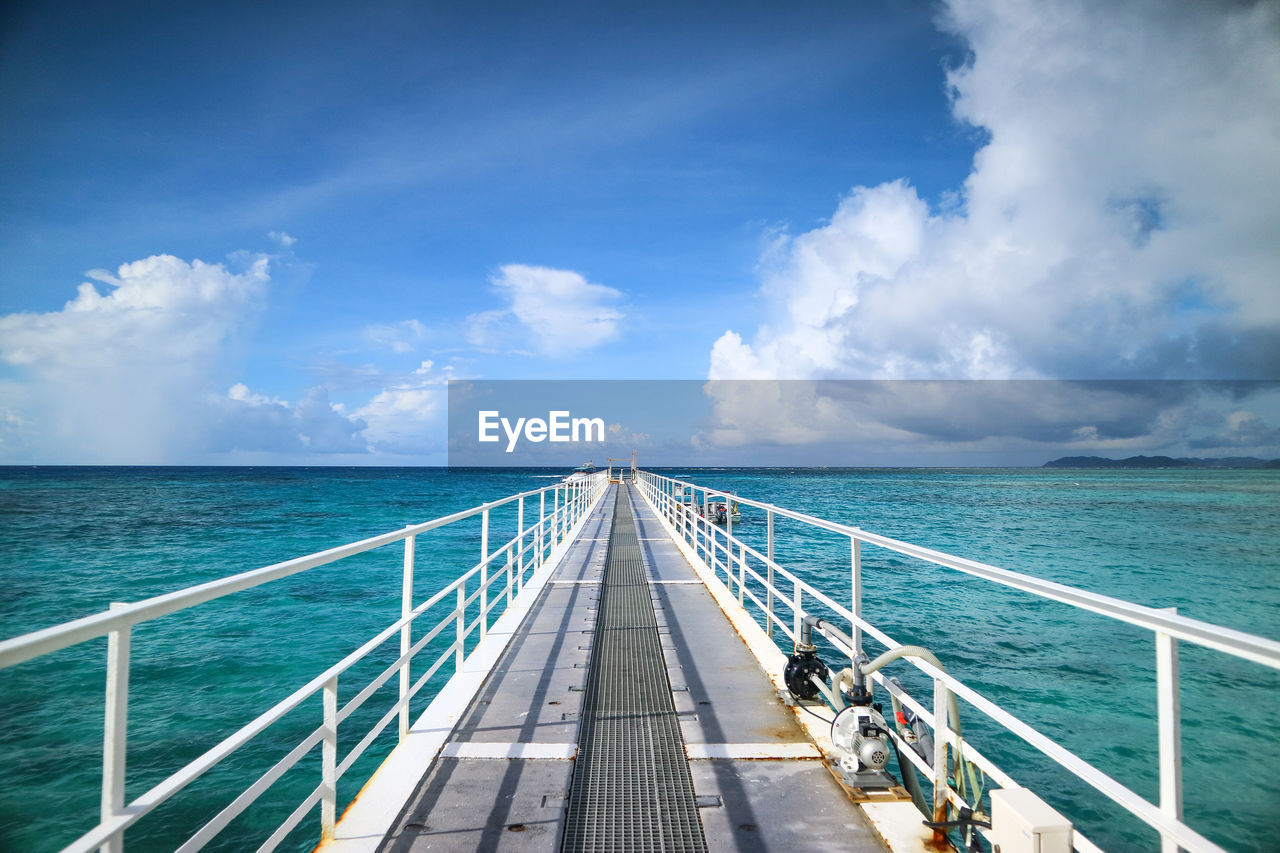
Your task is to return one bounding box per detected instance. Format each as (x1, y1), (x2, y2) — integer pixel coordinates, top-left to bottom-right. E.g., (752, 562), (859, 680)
(561, 486), (708, 853)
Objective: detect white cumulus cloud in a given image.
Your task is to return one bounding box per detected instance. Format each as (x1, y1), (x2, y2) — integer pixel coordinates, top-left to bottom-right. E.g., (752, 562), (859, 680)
(352, 360), (448, 454)
(0, 254), (269, 462)
(0, 251), (454, 462)
(468, 264), (624, 357)
(710, 0), (1280, 383)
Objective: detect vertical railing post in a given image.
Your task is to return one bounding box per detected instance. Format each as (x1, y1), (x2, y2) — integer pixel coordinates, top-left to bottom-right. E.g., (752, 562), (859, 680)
(792, 579), (802, 643)
(691, 489), (698, 554)
(479, 560), (488, 640)
(737, 540), (746, 607)
(679, 486), (686, 536)
(726, 500), (734, 586)
(701, 490), (709, 561)
(554, 486), (561, 545)
(479, 507), (489, 639)
(456, 582), (466, 669)
(766, 510), (775, 639)
(701, 491), (709, 564)
(1157, 608), (1183, 853)
(691, 489), (699, 554)
(710, 501), (717, 575)
(539, 490), (546, 566)
(517, 495), (526, 582)
(850, 533), (863, 662)
(399, 529), (415, 741)
(932, 678), (950, 844)
(321, 675), (338, 840)
(684, 486), (690, 542)
(714, 519), (721, 578)
(675, 486), (683, 537)
(506, 545), (514, 605)
(100, 602), (130, 853)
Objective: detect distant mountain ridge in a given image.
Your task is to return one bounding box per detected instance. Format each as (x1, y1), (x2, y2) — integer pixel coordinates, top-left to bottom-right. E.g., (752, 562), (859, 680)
(1044, 455), (1280, 469)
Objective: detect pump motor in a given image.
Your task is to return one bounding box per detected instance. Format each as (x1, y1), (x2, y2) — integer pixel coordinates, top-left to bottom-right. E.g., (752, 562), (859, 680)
(831, 704), (892, 775)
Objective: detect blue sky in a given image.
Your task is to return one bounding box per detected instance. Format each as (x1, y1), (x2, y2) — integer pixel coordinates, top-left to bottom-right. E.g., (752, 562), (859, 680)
(2, 0), (1279, 464)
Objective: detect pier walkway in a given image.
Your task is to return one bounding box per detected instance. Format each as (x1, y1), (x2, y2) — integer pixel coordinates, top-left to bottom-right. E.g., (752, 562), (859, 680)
(349, 484), (889, 852)
(5, 467), (1273, 851)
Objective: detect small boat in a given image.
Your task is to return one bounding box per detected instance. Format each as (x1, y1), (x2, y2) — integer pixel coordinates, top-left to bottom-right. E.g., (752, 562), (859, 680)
(703, 497), (741, 525)
(564, 461), (596, 483)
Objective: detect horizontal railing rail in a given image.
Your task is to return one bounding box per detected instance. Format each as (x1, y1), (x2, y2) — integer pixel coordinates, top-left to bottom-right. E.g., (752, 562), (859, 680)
(0, 471), (608, 853)
(634, 469), (1276, 853)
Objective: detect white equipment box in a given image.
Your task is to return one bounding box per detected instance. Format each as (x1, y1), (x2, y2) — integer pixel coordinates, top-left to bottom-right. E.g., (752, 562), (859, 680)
(990, 787), (1073, 853)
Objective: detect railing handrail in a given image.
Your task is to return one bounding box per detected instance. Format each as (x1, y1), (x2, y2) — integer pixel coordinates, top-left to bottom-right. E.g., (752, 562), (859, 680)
(665, 476), (1280, 669)
(0, 470), (609, 853)
(0, 478), (583, 671)
(705, 524), (1212, 850)
(635, 469), (1280, 853)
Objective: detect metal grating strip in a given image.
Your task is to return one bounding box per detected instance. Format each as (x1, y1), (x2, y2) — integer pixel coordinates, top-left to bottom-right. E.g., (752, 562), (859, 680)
(561, 486), (708, 853)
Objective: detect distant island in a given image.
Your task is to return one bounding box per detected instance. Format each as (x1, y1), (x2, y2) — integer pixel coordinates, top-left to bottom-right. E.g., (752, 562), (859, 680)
(1044, 455), (1280, 469)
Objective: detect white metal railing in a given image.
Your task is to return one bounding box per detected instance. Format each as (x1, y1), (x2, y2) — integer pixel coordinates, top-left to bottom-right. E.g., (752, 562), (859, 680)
(0, 471), (608, 853)
(634, 470), (1280, 853)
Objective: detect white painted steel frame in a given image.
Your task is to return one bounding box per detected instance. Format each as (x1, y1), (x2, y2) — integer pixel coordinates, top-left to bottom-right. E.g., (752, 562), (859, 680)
(323, 484), (608, 851)
(635, 470), (1278, 853)
(0, 472), (607, 853)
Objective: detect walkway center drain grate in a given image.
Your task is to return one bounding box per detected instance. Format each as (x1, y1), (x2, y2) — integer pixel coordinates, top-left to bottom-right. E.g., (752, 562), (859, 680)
(561, 485), (708, 853)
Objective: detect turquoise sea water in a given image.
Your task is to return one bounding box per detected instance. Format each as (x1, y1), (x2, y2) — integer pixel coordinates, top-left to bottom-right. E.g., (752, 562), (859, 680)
(1, 467), (1277, 852)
